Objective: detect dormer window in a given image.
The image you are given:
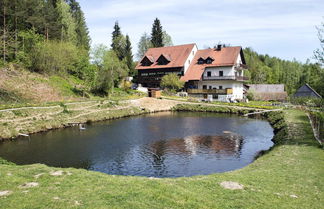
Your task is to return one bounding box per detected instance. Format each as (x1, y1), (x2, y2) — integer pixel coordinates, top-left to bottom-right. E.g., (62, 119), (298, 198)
(157, 54), (171, 65)
(206, 57), (214, 64)
(140, 55), (154, 66)
(197, 56), (214, 64)
(197, 57), (205, 64)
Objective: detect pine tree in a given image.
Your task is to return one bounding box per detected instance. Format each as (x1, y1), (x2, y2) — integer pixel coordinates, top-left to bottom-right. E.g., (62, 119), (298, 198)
(111, 21), (121, 50)
(110, 21), (126, 61)
(151, 18), (163, 47)
(66, 0), (90, 50)
(125, 34), (134, 75)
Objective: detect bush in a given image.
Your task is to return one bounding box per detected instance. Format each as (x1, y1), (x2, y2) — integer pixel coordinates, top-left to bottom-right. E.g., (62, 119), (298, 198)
(92, 50), (128, 96)
(160, 73), (184, 91)
(290, 97), (324, 108)
(246, 90), (255, 100)
(30, 40), (84, 75)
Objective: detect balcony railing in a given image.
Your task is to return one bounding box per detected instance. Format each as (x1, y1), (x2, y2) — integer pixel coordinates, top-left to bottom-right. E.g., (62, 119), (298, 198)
(203, 76), (248, 81)
(187, 88), (233, 94)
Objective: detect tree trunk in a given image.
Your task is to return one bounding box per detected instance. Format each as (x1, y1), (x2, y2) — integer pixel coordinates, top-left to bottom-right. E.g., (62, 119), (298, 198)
(46, 27), (49, 41)
(3, 4), (6, 63)
(15, 2), (18, 59)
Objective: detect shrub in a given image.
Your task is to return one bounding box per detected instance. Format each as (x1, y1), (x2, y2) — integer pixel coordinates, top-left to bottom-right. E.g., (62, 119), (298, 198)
(290, 97), (324, 108)
(246, 90), (255, 100)
(30, 40), (85, 76)
(160, 73), (184, 91)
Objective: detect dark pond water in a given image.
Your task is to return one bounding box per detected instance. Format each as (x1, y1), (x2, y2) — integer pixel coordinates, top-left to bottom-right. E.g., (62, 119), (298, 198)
(0, 112), (274, 177)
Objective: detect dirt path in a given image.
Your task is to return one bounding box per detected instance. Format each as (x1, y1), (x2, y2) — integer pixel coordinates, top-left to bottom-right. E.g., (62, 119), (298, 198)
(129, 97), (183, 111)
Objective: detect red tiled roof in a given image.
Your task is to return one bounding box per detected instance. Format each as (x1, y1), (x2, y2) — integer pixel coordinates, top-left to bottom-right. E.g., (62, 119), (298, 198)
(180, 46), (242, 82)
(136, 44), (196, 70)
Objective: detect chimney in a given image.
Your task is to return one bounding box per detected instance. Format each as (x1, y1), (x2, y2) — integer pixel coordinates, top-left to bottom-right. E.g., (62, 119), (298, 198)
(215, 44), (222, 51)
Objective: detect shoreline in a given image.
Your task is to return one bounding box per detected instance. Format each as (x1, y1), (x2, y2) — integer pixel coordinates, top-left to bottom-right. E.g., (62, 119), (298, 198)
(0, 98), (264, 142)
(0, 106), (323, 208)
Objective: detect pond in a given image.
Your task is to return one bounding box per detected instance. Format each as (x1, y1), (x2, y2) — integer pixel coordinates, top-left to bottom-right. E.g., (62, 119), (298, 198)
(0, 112), (274, 177)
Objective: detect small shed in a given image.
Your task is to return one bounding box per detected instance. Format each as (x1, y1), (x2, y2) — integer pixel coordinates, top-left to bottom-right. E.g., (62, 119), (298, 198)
(294, 84), (322, 98)
(245, 84), (288, 101)
(148, 88), (161, 98)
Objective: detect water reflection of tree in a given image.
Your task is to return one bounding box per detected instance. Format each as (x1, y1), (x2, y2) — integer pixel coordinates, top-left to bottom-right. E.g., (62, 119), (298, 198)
(149, 140), (167, 176)
(149, 134), (243, 157)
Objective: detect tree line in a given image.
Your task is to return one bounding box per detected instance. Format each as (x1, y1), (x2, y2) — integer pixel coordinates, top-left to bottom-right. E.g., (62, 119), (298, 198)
(0, 0), (172, 96)
(1, 0), (322, 99)
(91, 18), (172, 95)
(244, 47), (324, 97)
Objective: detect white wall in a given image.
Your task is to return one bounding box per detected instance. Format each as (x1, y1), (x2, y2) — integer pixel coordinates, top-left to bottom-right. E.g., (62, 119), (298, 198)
(203, 66), (234, 77)
(197, 80), (244, 99)
(183, 44), (198, 74)
(235, 53), (244, 77)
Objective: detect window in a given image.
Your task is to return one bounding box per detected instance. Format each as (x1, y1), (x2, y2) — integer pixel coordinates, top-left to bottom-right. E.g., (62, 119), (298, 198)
(206, 59), (212, 64)
(207, 71), (211, 77)
(209, 86), (212, 89)
(140, 56), (153, 66)
(157, 54), (170, 65)
(188, 60), (191, 64)
(219, 71), (223, 77)
(203, 85), (207, 89)
(198, 59), (204, 64)
(219, 86), (223, 89)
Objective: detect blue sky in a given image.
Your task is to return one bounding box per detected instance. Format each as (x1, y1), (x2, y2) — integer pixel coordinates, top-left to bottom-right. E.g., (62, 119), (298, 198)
(78, 0), (324, 62)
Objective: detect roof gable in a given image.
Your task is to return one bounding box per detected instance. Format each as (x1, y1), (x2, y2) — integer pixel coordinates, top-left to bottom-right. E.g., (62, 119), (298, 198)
(181, 46), (243, 82)
(294, 84), (322, 98)
(157, 54), (171, 65)
(136, 44), (196, 70)
(140, 56), (154, 66)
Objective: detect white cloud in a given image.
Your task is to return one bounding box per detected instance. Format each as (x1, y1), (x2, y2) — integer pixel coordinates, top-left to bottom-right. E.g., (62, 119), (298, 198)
(78, 0), (324, 62)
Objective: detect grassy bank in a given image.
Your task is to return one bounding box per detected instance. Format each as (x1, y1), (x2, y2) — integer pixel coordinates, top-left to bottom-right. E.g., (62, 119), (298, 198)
(0, 105), (323, 208)
(0, 100), (146, 140)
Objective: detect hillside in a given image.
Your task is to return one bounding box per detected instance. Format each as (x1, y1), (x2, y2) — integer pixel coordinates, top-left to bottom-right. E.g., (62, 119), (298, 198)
(0, 65), (87, 105)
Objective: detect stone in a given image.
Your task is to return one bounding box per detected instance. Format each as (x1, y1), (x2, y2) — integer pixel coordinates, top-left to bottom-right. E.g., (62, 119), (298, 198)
(220, 181), (244, 190)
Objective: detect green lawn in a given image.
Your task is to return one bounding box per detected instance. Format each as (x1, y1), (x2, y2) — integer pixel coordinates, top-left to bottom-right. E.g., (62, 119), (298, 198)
(0, 109), (323, 208)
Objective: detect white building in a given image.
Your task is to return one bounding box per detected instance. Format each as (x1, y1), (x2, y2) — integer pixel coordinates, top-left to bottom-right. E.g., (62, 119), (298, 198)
(136, 44), (248, 101)
(181, 44), (248, 101)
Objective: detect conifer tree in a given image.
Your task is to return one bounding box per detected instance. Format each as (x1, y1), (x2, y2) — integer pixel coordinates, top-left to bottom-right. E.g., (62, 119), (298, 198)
(111, 21), (121, 50)
(125, 34), (134, 75)
(110, 21), (127, 61)
(151, 18), (163, 47)
(66, 0), (90, 50)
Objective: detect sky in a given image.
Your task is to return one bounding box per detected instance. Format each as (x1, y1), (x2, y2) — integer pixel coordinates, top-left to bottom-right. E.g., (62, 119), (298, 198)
(78, 0), (324, 62)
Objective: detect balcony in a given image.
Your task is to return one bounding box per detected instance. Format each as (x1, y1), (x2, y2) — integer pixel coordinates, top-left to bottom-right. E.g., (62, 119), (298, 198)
(187, 88), (233, 94)
(203, 76), (248, 81)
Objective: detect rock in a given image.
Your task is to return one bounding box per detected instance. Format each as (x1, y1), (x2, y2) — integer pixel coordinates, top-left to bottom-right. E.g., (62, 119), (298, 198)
(290, 194), (298, 198)
(0, 190), (12, 197)
(34, 173), (44, 179)
(19, 182), (39, 188)
(220, 181), (244, 190)
(50, 170), (64, 176)
(74, 200), (81, 206)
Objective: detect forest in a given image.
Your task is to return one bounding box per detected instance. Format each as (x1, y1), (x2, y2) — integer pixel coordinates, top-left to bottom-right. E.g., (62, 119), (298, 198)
(0, 0), (323, 98)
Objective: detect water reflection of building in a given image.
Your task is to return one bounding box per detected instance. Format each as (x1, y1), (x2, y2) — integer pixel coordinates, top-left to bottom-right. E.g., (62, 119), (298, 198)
(149, 133), (243, 158)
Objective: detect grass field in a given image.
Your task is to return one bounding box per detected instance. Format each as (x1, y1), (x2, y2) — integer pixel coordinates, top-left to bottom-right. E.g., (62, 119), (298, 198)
(0, 108), (323, 208)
